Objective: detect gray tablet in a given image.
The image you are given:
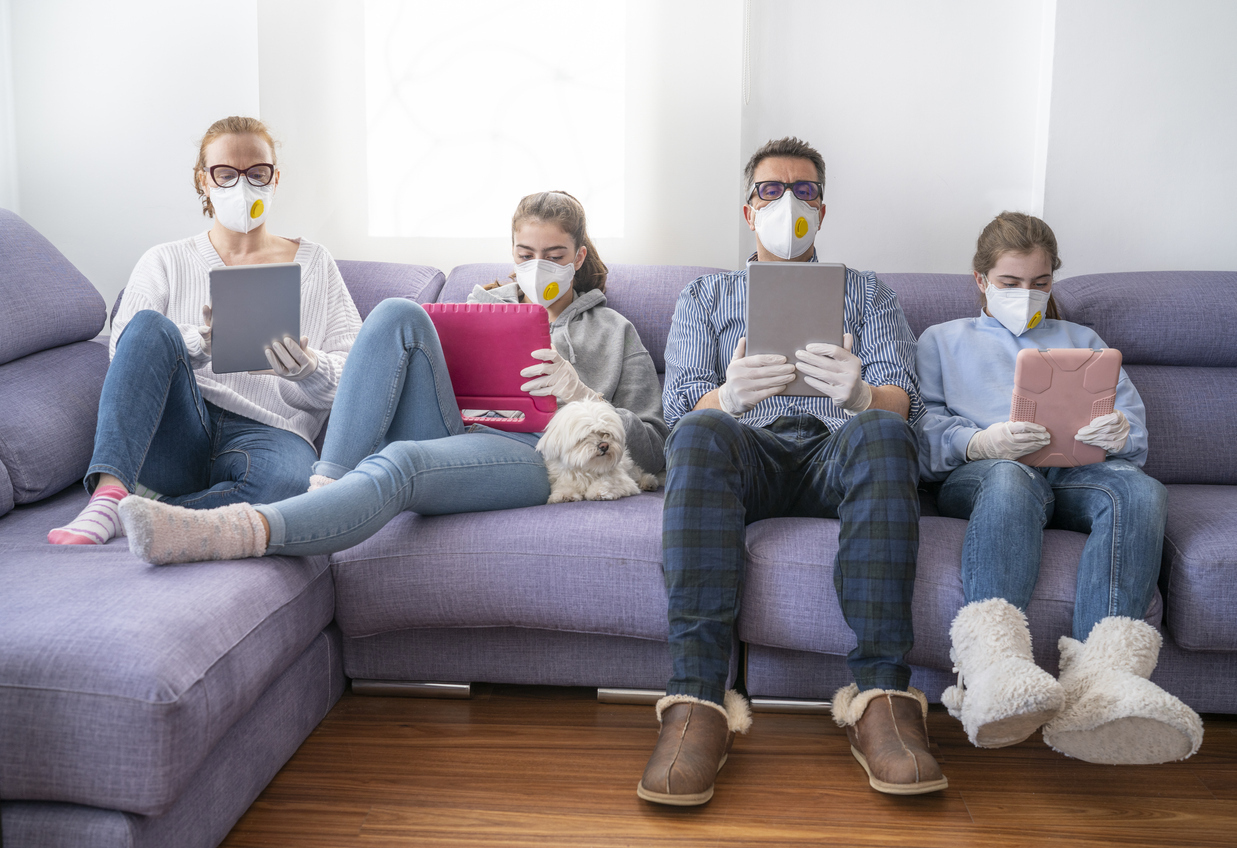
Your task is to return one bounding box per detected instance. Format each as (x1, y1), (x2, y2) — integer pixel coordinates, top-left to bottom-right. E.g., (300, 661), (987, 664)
(744, 261), (847, 398)
(209, 263), (302, 374)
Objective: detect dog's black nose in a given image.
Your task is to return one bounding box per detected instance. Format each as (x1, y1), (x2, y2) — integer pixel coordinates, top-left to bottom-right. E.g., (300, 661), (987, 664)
(598, 442), (609, 454)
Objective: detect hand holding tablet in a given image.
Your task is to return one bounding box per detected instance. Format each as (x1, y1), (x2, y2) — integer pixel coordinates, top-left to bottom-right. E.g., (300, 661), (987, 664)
(256, 335), (318, 381)
(718, 338), (797, 416)
(794, 333), (872, 412)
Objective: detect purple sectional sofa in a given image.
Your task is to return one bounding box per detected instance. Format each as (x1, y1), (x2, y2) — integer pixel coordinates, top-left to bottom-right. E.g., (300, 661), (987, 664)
(2, 204), (1234, 847)
(0, 213), (442, 847)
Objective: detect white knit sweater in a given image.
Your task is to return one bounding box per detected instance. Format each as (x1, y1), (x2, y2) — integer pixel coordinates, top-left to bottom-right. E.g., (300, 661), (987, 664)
(110, 232), (361, 446)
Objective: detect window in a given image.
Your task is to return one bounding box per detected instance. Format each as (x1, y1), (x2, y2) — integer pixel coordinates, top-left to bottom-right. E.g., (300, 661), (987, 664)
(365, 0), (626, 238)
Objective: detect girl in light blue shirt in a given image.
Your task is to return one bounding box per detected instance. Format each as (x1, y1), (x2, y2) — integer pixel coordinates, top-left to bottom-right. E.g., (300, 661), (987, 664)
(916, 212), (1200, 766)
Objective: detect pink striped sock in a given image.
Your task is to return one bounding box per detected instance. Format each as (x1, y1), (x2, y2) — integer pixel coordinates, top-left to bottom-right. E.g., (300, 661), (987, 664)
(48, 485), (129, 545)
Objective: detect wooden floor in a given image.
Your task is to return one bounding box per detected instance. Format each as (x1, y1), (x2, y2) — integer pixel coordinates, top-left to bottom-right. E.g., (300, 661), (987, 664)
(221, 685), (1237, 847)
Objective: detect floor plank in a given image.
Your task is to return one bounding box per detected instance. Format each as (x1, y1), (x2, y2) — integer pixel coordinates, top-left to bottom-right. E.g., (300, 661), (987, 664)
(220, 686), (1237, 847)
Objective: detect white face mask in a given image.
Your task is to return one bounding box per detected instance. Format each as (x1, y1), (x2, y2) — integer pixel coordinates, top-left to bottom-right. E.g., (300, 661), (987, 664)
(515, 258), (575, 308)
(752, 191), (819, 260)
(984, 280), (1050, 336)
(209, 179), (274, 234)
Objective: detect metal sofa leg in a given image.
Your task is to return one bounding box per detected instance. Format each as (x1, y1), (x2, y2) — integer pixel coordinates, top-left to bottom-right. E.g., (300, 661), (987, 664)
(351, 680), (473, 698)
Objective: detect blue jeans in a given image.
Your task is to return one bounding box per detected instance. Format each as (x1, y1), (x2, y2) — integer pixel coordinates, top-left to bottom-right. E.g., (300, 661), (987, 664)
(935, 458), (1168, 640)
(662, 410), (920, 703)
(257, 298), (550, 556)
(87, 310), (317, 508)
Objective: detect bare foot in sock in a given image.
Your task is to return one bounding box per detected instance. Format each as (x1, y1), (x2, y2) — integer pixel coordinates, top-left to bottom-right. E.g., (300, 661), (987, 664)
(49, 485), (128, 545)
(118, 498), (269, 565)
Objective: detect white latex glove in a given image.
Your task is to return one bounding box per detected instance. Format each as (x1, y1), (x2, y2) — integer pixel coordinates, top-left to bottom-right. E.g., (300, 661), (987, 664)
(260, 335), (319, 382)
(794, 333), (872, 413)
(966, 420), (1052, 461)
(1075, 410), (1130, 454)
(198, 304), (213, 358)
(717, 337), (797, 417)
(520, 347), (600, 404)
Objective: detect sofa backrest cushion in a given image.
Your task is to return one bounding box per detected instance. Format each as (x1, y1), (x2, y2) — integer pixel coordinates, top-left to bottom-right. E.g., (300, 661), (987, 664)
(875, 273), (980, 339)
(0, 341), (110, 507)
(1125, 364), (1237, 484)
(440, 263), (726, 373)
(1052, 271), (1237, 367)
(0, 209), (107, 366)
(335, 260), (446, 318)
(109, 259), (446, 331)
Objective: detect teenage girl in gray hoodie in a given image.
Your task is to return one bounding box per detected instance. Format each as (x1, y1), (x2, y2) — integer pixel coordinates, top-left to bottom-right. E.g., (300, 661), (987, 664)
(118, 192), (668, 564)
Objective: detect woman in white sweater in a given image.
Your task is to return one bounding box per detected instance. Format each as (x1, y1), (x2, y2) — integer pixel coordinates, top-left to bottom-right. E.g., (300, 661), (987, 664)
(49, 116), (360, 546)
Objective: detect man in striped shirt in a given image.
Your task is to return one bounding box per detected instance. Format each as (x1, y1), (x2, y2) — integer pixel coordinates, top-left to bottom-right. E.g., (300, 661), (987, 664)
(638, 137), (946, 806)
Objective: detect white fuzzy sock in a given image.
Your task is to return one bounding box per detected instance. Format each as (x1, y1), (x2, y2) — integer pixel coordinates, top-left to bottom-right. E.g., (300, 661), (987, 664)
(118, 498), (268, 565)
(308, 474), (336, 492)
(49, 485), (128, 545)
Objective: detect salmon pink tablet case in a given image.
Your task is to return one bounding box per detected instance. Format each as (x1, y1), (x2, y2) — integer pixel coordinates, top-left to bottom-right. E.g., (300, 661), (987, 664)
(1009, 347), (1122, 468)
(422, 302), (556, 432)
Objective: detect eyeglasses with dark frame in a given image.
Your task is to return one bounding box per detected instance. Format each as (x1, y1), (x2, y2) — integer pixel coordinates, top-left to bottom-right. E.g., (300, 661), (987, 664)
(747, 180), (823, 203)
(208, 163), (275, 188)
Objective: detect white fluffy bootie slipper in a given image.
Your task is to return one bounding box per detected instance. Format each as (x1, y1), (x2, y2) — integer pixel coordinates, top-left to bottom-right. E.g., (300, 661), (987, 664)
(1042, 616), (1203, 764)
(941, 598), (1065, 748)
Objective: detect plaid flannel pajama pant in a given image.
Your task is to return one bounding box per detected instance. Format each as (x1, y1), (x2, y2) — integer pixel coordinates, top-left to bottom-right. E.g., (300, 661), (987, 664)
(662, 408), (920, 705)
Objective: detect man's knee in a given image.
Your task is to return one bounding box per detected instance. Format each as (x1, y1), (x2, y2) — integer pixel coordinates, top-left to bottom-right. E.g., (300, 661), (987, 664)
(666, 409), (746, 461)
(840, 408), (914, 446)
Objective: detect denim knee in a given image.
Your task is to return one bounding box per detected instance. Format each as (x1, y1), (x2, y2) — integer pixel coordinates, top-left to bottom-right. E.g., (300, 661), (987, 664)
(1103, 461), (1168, 523)
(979, 460), (1053, 507)
(115, 309), (187, 359)
(366, 297), (435, 340)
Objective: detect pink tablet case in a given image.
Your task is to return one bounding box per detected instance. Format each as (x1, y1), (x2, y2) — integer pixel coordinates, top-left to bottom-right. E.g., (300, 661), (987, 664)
(422, 302), (556, 432)
(1009, 347), (1123, 467)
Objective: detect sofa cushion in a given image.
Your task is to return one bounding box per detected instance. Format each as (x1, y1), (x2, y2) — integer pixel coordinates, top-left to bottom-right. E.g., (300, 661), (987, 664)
(1127, 365), (1237, 484)
(0, 341), (109, 506)
(0, 209), (107, 366)
(335, 259), (445, 318)
(738, 516), (1162, 677)
(439, 263), (725, 372)
(331, 492), (669, 642)
(0, 460), (13, 518)
(0, 488), (335, 816)
(1052, 271), (1237, 367)
(1160, 484), (1237, 651)
(876, 273), (979, 339)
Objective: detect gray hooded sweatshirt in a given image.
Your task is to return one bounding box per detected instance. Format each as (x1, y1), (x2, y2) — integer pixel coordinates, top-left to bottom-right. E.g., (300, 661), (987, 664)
(468, 283), (669, 473)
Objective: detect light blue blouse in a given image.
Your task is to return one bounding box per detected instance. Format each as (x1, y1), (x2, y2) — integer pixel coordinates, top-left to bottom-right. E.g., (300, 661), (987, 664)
(915, 315), (1149, 482)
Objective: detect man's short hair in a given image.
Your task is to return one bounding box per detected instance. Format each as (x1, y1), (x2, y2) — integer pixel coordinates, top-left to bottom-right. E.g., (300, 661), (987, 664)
(742, 137), (826, 200)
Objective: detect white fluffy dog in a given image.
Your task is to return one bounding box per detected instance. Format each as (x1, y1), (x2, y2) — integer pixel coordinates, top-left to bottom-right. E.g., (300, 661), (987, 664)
(537, 399), (660, 503)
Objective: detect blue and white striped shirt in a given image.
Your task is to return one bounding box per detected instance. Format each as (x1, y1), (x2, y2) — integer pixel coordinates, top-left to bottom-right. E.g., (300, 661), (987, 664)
(662, 256), (923, 431)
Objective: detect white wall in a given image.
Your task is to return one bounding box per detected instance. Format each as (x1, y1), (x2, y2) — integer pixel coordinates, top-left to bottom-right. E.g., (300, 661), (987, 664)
(5, 0), (1235, 311)
(257, 0), (744, 274)
(1044, 0), (1237, 275)
(741, 0), (1053, 273)
(8, 0), (260, 312)
(0, 0), (19, 213)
